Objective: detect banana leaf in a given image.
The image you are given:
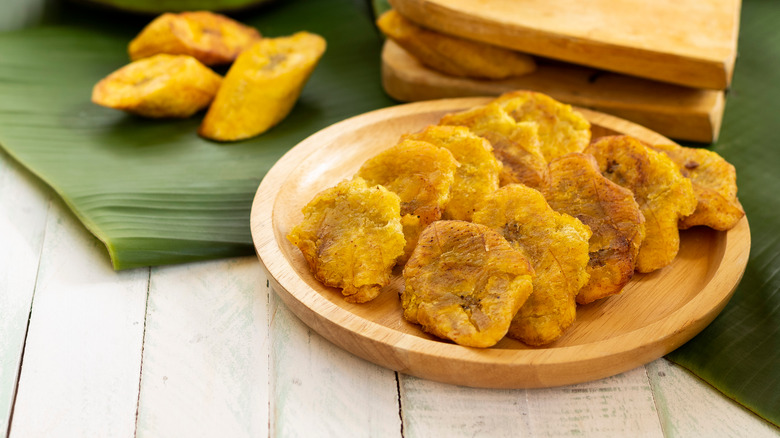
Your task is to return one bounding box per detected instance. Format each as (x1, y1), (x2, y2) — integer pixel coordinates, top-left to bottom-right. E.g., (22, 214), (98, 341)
(665, 0), (780, 426)
(0, 0), (393, 270)
(0, 0), (778, 427)
(75, 0), (275, 14)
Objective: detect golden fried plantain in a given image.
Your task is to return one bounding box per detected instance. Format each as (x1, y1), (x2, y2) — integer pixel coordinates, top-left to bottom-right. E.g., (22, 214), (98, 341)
(402, 220), (535, 348)
(473, 184), (591, 346)
(287, 178), (406, 304)
(586, 136), (696, 273)
(440, 102), (548, 188)
(128, 11), (261, 66)
(544, 153), (646, 304)
(651, 144), (744, 230)
(403, 125), (500, 221)
(493, 91), (591, 162)
(376, 10), (536, 80)
(357, 139), (458, 261)
(199, 32), (326, 142)
(91, 54), (222, 118)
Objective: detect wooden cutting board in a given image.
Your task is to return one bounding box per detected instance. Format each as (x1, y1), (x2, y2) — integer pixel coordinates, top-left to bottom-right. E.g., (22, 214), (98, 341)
(389, 0), (741, 90)
(382, 41), (725, 143)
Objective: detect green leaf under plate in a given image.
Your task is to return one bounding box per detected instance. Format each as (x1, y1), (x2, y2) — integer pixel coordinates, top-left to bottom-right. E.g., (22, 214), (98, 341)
(76, 0), (276, 14)
(0, 0), (394, 270)
(665, 0), (780, 426)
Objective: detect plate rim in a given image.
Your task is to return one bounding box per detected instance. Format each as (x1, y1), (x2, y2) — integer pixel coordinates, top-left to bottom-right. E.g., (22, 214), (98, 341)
(250, 97), (750, 388)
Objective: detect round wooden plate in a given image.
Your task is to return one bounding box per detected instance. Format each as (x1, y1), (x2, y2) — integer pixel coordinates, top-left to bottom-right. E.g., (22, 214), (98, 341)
(250, 97), (750, 388)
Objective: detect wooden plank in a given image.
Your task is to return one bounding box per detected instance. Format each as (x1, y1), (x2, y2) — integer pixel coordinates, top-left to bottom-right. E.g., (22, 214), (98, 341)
(7, 199), (148, 438)
(524, 367), (663, 437)
(0, 151), (49, 436)
(268, 290), (401, 437)
(390, 0), (740, 89)
(399, 376), (533, 436)
(134, 257), (270, 438)
(646, 358), (779, 437)
(381, 40), (724, 143)
(399, 366), (664, 437)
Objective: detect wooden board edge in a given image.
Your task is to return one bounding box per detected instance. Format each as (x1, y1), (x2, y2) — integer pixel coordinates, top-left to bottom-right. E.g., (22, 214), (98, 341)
(389, 0), (739, 90)
(381, 41), (724, 143)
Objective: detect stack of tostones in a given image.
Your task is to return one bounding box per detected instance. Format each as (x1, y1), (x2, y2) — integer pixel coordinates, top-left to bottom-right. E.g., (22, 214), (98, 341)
(473, 184), (591, 346)
(543, 153), (646, 304)
(440, 102), (548, 188)
(376, 10), (536, 80)
(357, 139), (458, 261)
(403, 125), (501, 221)
(402, 221), (535, 348)
(286, 178), (406, 304)
(586, 136), (697, 273)
(91, 54), (223, 118)
(128, 11), (261, 65)
(199, 32), (327, 142)
(651, 144), (744, 230)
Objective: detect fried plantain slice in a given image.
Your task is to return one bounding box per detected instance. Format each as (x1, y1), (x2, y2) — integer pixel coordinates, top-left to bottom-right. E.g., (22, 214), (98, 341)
(199, 32), (326, 142)
(402, 220), (535, 348)
(403, 125), (501, 221)
(376, 10), (536, 79)
(357, 139), (458, 261)
(92, 54), (223, 118)
(128, 11), (261, 66)
(287, 177), (406, 304)
(651, 144), (744, 231)
(544, 153), (646, 304)
(440, 102), (548, 188)
(493, 90), (591, 162)
(473, 184), (591, 346)
(586, 136), (696, 273)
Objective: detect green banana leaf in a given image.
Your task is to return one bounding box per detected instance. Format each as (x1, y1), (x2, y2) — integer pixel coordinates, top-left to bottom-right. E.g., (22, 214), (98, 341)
(75, 0), (275, 14)
(0, 0), (393, 270)
(0, 0), (777, 427)
(665, 0), (780, 426)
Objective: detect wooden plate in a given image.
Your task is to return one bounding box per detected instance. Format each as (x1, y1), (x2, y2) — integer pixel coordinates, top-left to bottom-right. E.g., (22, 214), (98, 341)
(250, 97), (750, 388)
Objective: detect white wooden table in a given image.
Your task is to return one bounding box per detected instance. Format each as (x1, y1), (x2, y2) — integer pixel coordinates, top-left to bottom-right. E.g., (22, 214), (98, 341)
(1, 148), (777, 437)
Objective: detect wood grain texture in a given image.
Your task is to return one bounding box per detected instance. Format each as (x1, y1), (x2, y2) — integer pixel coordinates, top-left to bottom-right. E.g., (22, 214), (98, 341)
(269, 289), (402, 438)
(524, 367), (663, 437)
(382, 40), (725, 143)
(399, 376), (534, 436)
(398, 366), (662, 437)
(134, 257), (269, 438)
(0, 151), (49, 435)
(251, 97), (750, 389)
(389, 0), (740, 90)
(7, 198), (148, 438)
(647, 359), (780, 437)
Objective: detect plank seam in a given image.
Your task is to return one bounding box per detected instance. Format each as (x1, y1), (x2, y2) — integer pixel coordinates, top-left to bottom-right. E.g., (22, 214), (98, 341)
(266, 279), (273, 437)
(395, 372), (405, 437)
(132, 268), (152, 438)
(4, 198), (51, 438)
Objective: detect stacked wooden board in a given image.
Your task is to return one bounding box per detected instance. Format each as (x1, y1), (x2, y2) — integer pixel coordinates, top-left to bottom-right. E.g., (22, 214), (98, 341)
(382, 0), (741, 142)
